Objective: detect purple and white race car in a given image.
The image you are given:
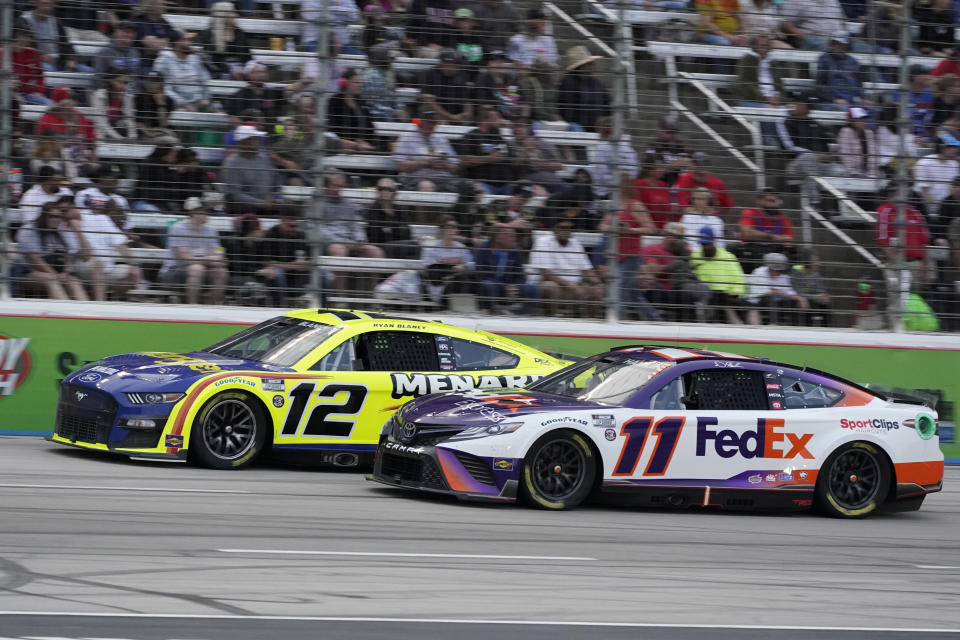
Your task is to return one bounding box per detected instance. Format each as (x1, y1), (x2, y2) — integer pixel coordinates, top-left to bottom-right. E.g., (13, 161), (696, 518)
(369, 345), (944, 518)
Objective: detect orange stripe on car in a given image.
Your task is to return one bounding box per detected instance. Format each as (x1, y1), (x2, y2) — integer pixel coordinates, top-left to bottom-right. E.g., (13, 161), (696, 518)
(895, 460), (944, 486)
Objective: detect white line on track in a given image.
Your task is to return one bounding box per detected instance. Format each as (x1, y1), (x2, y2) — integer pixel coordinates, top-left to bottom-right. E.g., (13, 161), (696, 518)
(915, 565), (960, 569)
(0, 613), (959, 633)
(216, 549), (596, 561)
(0, 484), (249, 494)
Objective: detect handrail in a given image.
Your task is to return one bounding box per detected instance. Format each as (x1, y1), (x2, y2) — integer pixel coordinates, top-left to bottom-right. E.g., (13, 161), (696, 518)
(801, 203), (884, 270)
(544, 2), (617, 59)
(812, 176), (878, 225)
(668, 99), (761, 175)
(677, 71), (759, 138)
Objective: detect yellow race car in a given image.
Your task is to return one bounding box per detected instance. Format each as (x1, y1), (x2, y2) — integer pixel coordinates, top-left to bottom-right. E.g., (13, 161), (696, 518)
(49, 309), (568, 469)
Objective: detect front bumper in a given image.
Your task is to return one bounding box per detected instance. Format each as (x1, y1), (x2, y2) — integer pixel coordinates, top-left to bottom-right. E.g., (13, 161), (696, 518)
(368, 439), (519, 503)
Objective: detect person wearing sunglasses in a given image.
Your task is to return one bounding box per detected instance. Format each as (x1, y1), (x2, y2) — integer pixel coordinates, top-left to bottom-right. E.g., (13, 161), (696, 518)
(364, 178), (418, 259)
(14, 200), (88, 300)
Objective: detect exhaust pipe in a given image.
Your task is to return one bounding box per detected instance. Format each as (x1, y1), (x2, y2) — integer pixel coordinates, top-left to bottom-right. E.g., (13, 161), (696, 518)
(331, 452), (360, 467)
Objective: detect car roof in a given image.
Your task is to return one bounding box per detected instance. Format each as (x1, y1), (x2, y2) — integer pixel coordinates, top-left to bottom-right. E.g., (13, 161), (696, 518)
(611, 345), (761, 362)
(284, 308), (441, 326)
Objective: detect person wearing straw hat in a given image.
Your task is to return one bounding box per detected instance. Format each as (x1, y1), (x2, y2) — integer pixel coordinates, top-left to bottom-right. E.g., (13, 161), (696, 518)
(556, 45), (609, 131)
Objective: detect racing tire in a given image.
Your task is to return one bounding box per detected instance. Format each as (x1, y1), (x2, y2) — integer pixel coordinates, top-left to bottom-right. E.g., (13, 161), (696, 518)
(815, 441), (891, 519)
(189, 391), (268, 470)
(520, 430), (597, 510)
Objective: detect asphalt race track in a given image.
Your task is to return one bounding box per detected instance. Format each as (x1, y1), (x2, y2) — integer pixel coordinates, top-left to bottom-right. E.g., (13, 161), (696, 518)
(0, 437), (958, 640)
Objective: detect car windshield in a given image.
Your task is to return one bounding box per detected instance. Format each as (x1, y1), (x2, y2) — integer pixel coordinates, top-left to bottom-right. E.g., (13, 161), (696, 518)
(204, 317), (341, 367)
(529, 354), (674, 405)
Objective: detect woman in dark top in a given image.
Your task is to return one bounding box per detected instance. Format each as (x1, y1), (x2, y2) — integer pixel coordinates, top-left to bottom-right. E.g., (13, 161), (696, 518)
(364, 177), (418, 258)
(173, 148), (212, 205)
(327, 68), (375, 149)
(134, 144), (180, 212)
(134, 71), (178, 144)
(916, 0), (956, 56)
(196, 1), (252, 79)
(556, 47), (610, 132)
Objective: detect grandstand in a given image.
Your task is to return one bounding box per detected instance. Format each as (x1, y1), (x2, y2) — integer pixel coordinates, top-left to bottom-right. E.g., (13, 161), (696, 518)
(0, 0), (958, 331)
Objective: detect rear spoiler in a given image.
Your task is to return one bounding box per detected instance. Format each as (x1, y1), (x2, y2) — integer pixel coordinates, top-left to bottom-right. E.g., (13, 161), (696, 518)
(861, 385), (938, 410)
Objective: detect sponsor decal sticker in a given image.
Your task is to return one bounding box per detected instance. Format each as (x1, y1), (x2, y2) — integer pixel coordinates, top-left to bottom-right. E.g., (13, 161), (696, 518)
(592, 414), (616, 428)
(778, 472), (793, 481)
(213, 376), (257, 388)
(493, 458), (515, 471)
(74, 391), (87, 401)
(771, 401), (783, 410)
(78, 372), (101, 383)
(765, 473), (776, 482)
(604, 428), (617, 441)
(695, 417), (814, 459)
(165, 434), (184, 448)
(273, 394), (284, 408)
(714, 361), (742, 368)
(792, 499), (813, 507)
(748, 474), (762, 484)
(390, 373), (541, 399)
(540, 416), (589, 427)
(840, 418), (899, 431)
(799, 471), (808, 479)
(262, 378), (285, 392)
(766, 383), (781, 390)
(383, 441), (425, 455)
(90, 365), (120, 375)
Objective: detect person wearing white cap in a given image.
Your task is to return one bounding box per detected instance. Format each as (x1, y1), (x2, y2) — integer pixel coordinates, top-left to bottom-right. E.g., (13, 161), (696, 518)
(220, 124), (280, 215)
(158, 197), (228, 305)
(836, 107), (880, 178)
(746, 252), (808, 325)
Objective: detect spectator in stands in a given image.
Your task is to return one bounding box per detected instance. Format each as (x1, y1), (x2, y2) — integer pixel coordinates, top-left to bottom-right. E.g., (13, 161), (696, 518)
(15, 200), (87, 300)
(196, 2), (251, 80)
(69, 193), (141, 302)
(780, 0), (857, 52)
(633, 158), (674, 229)
(790, 249), (832, 326)
(158, 197), (228, 305)
(456, 105), (514, 195)
(93, 21), (141, 88)
(131, 0), (178, 64)
(509, 119), (563, 194)
(221, 125), (283, 216)
(474, 49), (523, 121)
(887, 66), (934, 139)
(155, 32), (214, 111)
(450, 8), (486, 71)
(599, 185), (658, 320)
(933, 176), (960, 244)
(517, 57), (560, 122)
(476, 0), (520, 52)
(286, 37), (346, 101)
(364, 177), (418, 259)
(738, 189), (794, 268)
(37, 87), (98, 177)
(914, 142), (960, 216)
(221, 213), (262, 291)
(588, 116), (639, 200)
(19, 166), (71, 221)
(695, 0), (746, 55)
(926, 73), (960, 133)
(837, 107), (880, 178)
(528, 218), (603, 314)
(475, 223), (538, 313)
(20, 0), (87, 71)
(916, 0), (956, 57)
(690, 226), (748, 324)
(733, 35), (786, 106)
(646, 116), (691, 186)
(405, 0), (455, 54)
(7, 19), (49, 105)
(320, 171), (385, 292)
(508, 9), (558, 68)
(75, 168), (129, 216)
(90, 73), (136, 140)
(932, 48), (960, 77)
(419, 49), (475, 123)
(328, 68), (376, 150)
(638, 223), (696, 322)
(133, 144), (178, 213)
(537, 175), (598, 230)
(227, 60), (285, 128)
(133, 71), (178, 144)
(55, 0), (109, 42)
(362, 44), (401, 122)
(865, 1), (907, 55)
(29, 134), (74, 180)
(360, 5), (402, 52)
(776, 96), (829, 205)
(680, 187), (725, 252)
(877, 106), (922, 172)
(485, 180), (533, 225)
(394, 110), (460, 190)
(876, 185), (932, 290)
(173, 148), (211, 206)
(739, 0), (792, 48)
(746, 252), (808, 324)
(556, 46), (610, 132)
(675, 152), (734, 216)
(815, 34), (865, 109)
(257, 214), (311, 306)
(301, 0), (361, 54)
(274, 114), (346, 184)
(421, 215), (478, 302)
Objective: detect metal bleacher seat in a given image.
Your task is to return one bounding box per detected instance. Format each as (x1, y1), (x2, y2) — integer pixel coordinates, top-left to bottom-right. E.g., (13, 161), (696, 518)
(45, 70), (93, 89)
(163, 13), (305, 37)
(168, 111), (230, 129)
(281, 185), (459, 208)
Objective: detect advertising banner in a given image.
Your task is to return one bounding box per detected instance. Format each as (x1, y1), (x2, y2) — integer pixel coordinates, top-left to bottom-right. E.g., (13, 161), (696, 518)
(1, 313), (957, 460)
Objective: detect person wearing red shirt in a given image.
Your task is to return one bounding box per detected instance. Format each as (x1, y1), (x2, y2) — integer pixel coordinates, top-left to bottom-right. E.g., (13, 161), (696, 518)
(931, 49), (960, 77)
(875, 186), (932, 291)
(737, 189), (794, 268)
(4, 22), (49, 104)
(639, 222), (698, 321)
(674, 152), (734, 216)
(600, 191), (659, 320)
(37, 86), (99, 177)
(633, 159), (675, 228)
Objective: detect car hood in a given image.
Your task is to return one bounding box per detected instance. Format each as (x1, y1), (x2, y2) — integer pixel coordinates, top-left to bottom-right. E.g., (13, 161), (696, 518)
(399, 390), (609, 427)
(64, 351), (293, 394)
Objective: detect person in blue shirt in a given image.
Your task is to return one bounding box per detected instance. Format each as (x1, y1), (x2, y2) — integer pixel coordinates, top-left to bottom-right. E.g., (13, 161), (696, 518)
(886, 66), (934, 139)
(475, 223), (539, 313)
(815, 34), (865, 109)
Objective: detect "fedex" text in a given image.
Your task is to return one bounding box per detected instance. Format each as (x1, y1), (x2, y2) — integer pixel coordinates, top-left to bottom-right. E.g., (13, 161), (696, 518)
(696, 417), (813, 459)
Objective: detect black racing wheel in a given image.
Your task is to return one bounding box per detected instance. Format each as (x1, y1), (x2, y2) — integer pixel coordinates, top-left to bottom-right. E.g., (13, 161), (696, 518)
(189, 391), (267, 469)
(521, 430), (597, 510)
(816, 441), (891, 518)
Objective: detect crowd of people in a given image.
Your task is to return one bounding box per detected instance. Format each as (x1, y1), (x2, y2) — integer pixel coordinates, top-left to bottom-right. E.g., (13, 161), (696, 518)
(2, 0), (959, 329)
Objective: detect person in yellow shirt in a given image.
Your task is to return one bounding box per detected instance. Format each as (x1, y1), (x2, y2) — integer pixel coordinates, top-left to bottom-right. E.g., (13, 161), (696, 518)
(690, 225), (750, 324)
(696, 0), (745, 73)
